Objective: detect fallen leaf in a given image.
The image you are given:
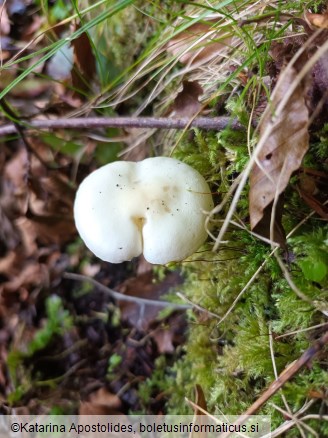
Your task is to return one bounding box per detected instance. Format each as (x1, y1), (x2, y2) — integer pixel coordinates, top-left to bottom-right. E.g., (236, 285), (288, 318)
(0, 5), (11, 35)
(194, 384), (207, 415)
(2, 147), (29, 216)
(269, 34), (328, 128)
(308, 389), (327, 399)
(79, 387), (122, 415)
(306, 11), (328, 29)
(117, 271), (183, 330)
(0, 250), (16, 273)
(14, 217), (38, 256)
(310, 50), (328, 127)
(0, 262), (47, 294)
(26, 208), (76, 246)
(27, 170), (76, 246)
(296, 169), (328, 219)
(297, 186), (328, 220)
(79, 388), (139, 438)
(251, 195), (286, 248)
(190, 385), (208, 438)
(249, 64), (310, 245)
(298, 173), (318, 195)
(71, 25), (96, 92)
(151, 329), (175, 354)
(171, 80), (203, 117)
(166, 22), (232, 65)
(0, 205), (20, 250)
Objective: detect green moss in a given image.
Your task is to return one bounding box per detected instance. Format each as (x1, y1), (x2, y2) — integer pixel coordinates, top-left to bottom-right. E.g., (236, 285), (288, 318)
(149, 113), (328, 435)
(75, 1), (328, 433)
(160, 227), (327, 433)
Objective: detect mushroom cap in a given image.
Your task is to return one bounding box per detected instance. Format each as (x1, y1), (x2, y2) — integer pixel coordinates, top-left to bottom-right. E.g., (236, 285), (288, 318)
(74, 157), (214, 264)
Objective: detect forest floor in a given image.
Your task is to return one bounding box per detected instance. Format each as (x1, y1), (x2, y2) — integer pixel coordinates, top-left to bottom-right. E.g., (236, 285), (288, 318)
(0, 1), (328, 436)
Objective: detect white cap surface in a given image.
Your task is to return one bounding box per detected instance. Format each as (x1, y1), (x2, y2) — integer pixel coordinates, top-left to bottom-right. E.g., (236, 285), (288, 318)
(74, 157), (213, 264)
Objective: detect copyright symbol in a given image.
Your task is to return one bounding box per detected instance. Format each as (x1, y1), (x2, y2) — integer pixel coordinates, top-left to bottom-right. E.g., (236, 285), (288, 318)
(11, 423), (20, 433)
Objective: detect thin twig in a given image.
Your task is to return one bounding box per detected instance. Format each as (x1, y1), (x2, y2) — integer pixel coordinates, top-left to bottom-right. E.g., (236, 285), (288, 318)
(270, 403), (318, 438)
(0, 99), (52, 169)
(63, 272), (191, 310)
(215, 247), (278, 327)
(244, 330), (328, 416)
(268, 325), (306, 438)
(275, 322), (328, 339)
(218, 331), (328, 438)
(263, 400), (318, 438)
(185, 399), (251, 438)
(0, 116), (243, 136)
(176, 292), (221, 319)
(212, 29), (327, 251)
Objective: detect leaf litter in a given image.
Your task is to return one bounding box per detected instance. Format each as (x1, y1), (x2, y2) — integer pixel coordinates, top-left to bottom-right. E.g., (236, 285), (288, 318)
(0, 1), (327, 422)
(0, 133), (187, 413)
(249, 26), (328, 247)
(249, 61), (310, 246)
(166, 21), (232, 66)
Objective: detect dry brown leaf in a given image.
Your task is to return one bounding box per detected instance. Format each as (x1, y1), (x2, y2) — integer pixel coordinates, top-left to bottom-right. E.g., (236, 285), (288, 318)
(0, 6), (11, 35)
(269, 33), (328, 128)
(306, 11), (328, 29)
(190, 385), (208, 438)
(26, 208), (76, 246)
(0, 343), (8, 389)
(71, 26), (96, 92)
(310, 49), (328, 127)
(0, 262), (47, 294)
(2, 147), (29, 216)
(171, 80), (203, 117)
(151, 329), (175, 354)
(14, 217), (38, 256)
(194, 384), (207, 415)
(249, 64), (310, 245)
(297, 188), (328, 219)
(79, 387), (122, 415)
(79, 388), (133, 438)
(27, 171), (76, 245)
(166, 22), (232, 65)
(0, 205), (20, 250)
(117, 271), (183, 330)
(78, 411), (136, 438)
(0, 250), (16, 273)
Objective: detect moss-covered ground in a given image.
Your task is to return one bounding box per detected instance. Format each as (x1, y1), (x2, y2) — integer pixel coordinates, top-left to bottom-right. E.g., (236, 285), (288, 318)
(0, 1), (327, 436)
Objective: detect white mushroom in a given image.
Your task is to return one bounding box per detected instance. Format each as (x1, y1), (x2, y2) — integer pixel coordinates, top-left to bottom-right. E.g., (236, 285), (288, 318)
(74, 157), (213, 264)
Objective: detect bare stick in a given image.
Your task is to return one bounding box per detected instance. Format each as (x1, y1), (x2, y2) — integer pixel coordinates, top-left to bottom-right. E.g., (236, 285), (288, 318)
(218, 330), (328, 438)
(0, 116), (242, 136)
(176, 292), (221, 320)
(63, 272), (191, 310)
(244, 330), (328, 416)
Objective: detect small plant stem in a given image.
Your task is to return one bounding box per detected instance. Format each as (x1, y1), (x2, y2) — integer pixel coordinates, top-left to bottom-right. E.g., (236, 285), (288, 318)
(64, 272), (191, 310)
(270, 404), (318, 437)
(275, 322), (328, 339)
(216, 331), (328, 438)
(0, 116), (242, 136)
(176, 292), (221, 319)
(244, 330), (328, 415)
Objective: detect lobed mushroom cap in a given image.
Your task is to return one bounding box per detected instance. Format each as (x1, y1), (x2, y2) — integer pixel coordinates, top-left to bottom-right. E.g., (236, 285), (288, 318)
(74, 157), (214, 264)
